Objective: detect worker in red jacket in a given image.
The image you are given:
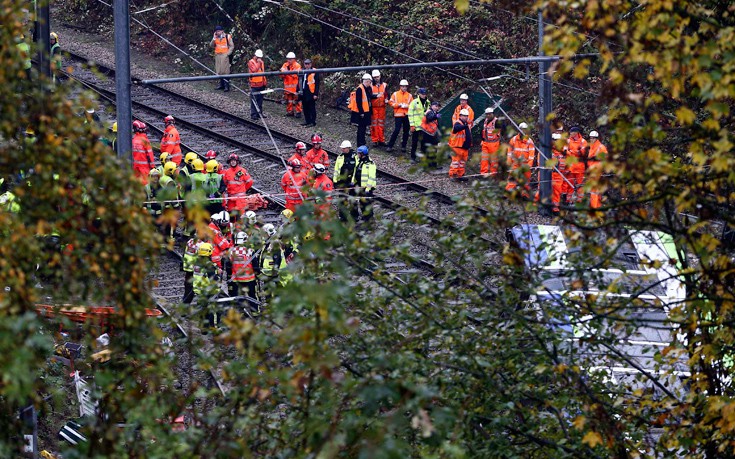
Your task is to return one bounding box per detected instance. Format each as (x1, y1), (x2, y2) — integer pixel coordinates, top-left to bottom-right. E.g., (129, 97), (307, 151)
(310, 163), (333, 218)
(448, 109), (472, 179)
(222, 154), (254, 214)
(565, 126), (588, 203)
(208, 211), (233, 272)
(305, 133), (329, 170)
(288, 142), (308, 168)
(505, 122), (536, 197)
(132, 120), (155, 184)
(281, 159), (308, 212)
(160, 115), (182, 165)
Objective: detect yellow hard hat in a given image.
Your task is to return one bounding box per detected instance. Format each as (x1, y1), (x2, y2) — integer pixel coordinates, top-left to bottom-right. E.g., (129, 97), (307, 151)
(205, 160), (219, 173)
(163, 161), (178, 176)
(149, 168), (161, 178)
(198, 242), (213, 257)
(281, 208), (294, 220)
(25, 126), (35, 136)
(160, 152), (170, 163)
(50, 32), (58, 41)
(192, 158), (204, 171)
(184, 152), (198, 165)
(111, 122), (118, 133)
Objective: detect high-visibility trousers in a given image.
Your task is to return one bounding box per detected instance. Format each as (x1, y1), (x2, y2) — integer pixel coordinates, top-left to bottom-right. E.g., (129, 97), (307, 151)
(448, 147), (468, 178)
(134, 166), (151, 185)
(586, 162), (602, 208)
(284, 90), (302, 114)
(371, 106), (386, 143)
(505, 165), (532, 195)
(566, 172), (585, 203)
(480, 141), (500, 175)
(285, 198), (303, 212)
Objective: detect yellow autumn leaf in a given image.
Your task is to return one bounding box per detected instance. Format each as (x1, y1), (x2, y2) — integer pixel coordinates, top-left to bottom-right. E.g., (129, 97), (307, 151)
(572, 415), (586, 430)
(582, 431), (604, 448)
(676, 106), (696, 125)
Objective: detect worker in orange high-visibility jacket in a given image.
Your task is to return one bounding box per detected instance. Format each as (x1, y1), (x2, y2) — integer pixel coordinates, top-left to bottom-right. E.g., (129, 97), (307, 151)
(349, 74), (374, 148)
(386, 79), (413, 153)
(448, 109), (472, 179)
(132, 120), (155, 185)
(210, 25), (234, 92)
(505, 122), (535, 196)
(208, 211), (233, 271)
(452, 93), (475, 126)
(586, 130), (608, 209)
(281, 159), (309, 212)
(160, 115), (182, 165)
(305, 133), (329, 170)
(564, 126), (588, 203)
(420, 100), (441, 167)
(288, 142), (308, 169)
(248, 49), (267, 120)
(299, 58), (319, 127)
(534, 132), (570, 212)
(222, 154), (254, 213)
(280, 52), (302, 117)
(480, 107), (502, 176)
(310, 163), (334, 218)
(229, 231), (258, 310)
(370, 69), (389, 146)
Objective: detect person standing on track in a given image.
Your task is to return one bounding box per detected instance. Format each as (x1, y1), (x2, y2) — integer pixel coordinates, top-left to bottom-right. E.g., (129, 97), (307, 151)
(222, 154), (254, 215)
(420, 101), (442, 167)
(386, 79), (412, 153)
(351, 146), (377, 222)
(305, 134), (329, 170)
(370, 70), (388, 146)
(299, 58), (319, 127)
(452, 93), (475, 126)
(248, 49), (267, 120)
(480, 108), (502, 177)
(565, 126), (588, 203)
(349, 74), (374, 149)
(131, 120), (155, 185)
(280, 52), (302, 117)
(505, 122), (535, 197)
(586, 130), (608, 209)
(281, 159), (308, 212)
(50, 32), (62, 85)
(310, 163), (334, 218)
(408, 87), (431, 162)
(448, 110), (472, 180)
(210, 25), (234, 92)
(288, 142), (309, 169)
(160, 115), (182, 165)
(229, 231), (258, 311)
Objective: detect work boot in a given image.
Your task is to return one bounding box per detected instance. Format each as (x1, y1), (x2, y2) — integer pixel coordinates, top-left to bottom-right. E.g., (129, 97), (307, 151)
(223, 80), (230, 92)
(385, 145), (394, 152)
(295, 112), (302, 118)
(216, 79), (225, 90)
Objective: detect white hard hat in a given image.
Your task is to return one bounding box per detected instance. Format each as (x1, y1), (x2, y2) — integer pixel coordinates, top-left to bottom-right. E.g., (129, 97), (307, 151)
(460, 93), (469, 100)
(459, 109), (469, 116)
(552, 133), (562, 140)
(244, 210), (257, 225)
(86, 108), (95, 114)
(340, 140), (352, 149)
(255, 49), (263, 58)
(362, 73), (372, 80)
(235, 231), (248, 245)
(484, 107), (494, 114)
(399, 79), (409, 86)
(589, 130), (599, 138)
(286, 51), (296, 59)
(519, 122), (529, 129)
(263, 223), (276, 237)
(371, 69), (380, 77)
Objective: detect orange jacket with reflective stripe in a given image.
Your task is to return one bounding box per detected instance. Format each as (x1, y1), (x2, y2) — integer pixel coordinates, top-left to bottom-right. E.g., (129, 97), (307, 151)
(421, 110), (439, 136)
(305, 148), (329, 170)
(588, 140), (607, 164)
(371, 82), (387, 108)
(507, 134), (535, 167)
(280, 61), (301, 92)
(566, 136), (588, 173)
(452, 104), (475, 126)
(160, 125), (182, 163)
(389, 90), (413, 117)
(248, 57), (266, 87)
(482, 118), (500, 143)
(231, 246), (256, 282)
(213, 35), (232, 54)
(303, 72), (317, 94)
(132, 133), (155, 170)
(311, 174), (334, 203)
(223, 166), (253, 196)
(449, 121), (471, 149)
(281, 170), (308, 201)
(350, 85), (371, 113)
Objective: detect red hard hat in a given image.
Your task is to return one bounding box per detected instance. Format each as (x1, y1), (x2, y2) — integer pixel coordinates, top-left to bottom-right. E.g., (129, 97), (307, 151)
(164, 115), (175, 124)
(295, 141), (306, 150)
(228, 153), (240, 163)
(205, 150), (217, 160)
(132, 120), (147, 132)
(311, 134), (322, 143)
(290, 159), (301, 168)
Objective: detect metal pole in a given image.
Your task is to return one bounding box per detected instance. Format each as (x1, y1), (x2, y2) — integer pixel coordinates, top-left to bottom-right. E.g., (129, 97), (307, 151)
(538, 10), (553, 216)
(140, 56), (568, 85)
(36, 0), (51, 80)
(114, 0), (132, 161)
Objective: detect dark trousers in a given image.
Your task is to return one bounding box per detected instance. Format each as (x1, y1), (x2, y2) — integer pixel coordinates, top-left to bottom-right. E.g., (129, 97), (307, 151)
(387, 117), (410, 149)
(422, 133), (440, 167)
(228, 280), (259, 311)
(182, 271), (194, 304)
(338, 187), (357, 222)
(303, 93), (317, 125)
(410, 129), (423, 159)
(350, 190), (374, 221)
(250, 85), (266, 119)
(356, 118), (370, 148)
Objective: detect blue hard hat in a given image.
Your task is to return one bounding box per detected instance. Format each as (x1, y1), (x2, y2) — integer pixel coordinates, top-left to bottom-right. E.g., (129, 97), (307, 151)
(357, 145), (369, 155)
